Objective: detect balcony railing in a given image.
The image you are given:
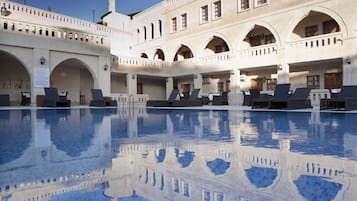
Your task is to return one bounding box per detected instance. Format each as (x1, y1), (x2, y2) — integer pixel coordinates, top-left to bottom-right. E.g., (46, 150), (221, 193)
(0, 18), (109, 47)
(287, 32), (343, 62)
(172, 52), (233, 67)
(238, 44), (279, 68)
(115, 56), (170, 71)
(0, 1), (111, 34)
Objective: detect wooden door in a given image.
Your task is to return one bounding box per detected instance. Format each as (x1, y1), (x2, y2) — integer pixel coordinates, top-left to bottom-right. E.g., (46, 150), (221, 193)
(324, 72), (342, 89)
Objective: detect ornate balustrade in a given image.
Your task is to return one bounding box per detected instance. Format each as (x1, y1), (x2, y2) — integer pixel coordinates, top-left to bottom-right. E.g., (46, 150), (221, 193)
(287, 32), (343, 62)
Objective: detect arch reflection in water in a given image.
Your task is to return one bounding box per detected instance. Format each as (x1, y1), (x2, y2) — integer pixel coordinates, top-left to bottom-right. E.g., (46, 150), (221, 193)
(0, 108), (356, 201)
(0, 110), (31, 165)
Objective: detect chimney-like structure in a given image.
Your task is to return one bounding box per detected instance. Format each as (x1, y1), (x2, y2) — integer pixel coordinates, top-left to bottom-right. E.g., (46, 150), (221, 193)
(108, 0), (115, 12)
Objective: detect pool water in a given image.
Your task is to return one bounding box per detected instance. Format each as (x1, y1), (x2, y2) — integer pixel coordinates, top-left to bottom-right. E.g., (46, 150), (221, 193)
(0, 108), (356, 201)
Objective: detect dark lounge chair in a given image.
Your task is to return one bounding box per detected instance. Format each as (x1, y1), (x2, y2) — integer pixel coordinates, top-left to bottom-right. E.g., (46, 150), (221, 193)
(90, 89), (117, 107)
(269, 87), (311, 109)
(286, 88), (312, 109)
(252, 84), (290, 109)
(171, 88), (203, 107)
(0, 94), (10, 106)
(212, 91), (228, 105)
(43, 87), (71, 107)
(146, 88), (180, 107)
(20, 92), (31, 106)
(242, 89), (261, 106)
(320, 85), (357, 110)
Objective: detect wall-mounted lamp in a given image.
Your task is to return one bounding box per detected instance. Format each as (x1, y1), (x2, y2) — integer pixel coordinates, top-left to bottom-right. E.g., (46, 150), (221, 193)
(277, 65), (283, 71)
(346, 57), (351, 65)
(132, 74), (136, 79)
(230, 70), (235, 75)
(40, 57), (46, 65)
(0, 5), (11, 16)
(194, 74), (198, 79)
(103, 64), (109, 71)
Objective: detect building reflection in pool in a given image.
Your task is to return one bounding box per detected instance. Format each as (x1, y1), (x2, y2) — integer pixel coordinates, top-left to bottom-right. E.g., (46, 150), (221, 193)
(0, 108), (356, 201)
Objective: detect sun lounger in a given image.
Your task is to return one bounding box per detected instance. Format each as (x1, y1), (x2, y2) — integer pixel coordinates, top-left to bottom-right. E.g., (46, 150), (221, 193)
(89, 89), (117, 107)
(0, 94), (10, 106)
(171, 88), (202, 107)
(43, 87), (71, 107)
(146, 89), (180, 107)
(252, 84), (290, 109)
(320, 85), (357, 110)
(212, 91), (228, 105)
(286, 88), (312, 109)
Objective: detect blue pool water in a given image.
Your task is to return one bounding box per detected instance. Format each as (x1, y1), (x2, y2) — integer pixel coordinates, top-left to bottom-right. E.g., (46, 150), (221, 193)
(0, 108), (356, 201)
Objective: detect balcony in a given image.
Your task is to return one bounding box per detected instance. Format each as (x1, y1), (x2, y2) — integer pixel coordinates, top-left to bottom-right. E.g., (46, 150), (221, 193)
(172, 52), (234, 73)
(114, 56), (170, 72)
(287, 33), (343, 63)
(238, 44), (279, 68)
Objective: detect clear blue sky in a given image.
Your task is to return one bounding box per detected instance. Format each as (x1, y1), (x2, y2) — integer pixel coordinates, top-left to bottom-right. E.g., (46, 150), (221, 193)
(9, 0), (163, 22)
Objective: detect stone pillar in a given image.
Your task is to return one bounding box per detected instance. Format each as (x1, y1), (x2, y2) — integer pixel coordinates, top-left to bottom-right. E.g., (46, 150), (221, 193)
(98, 56), (111, 96)
(32, 48), (50, 106)
(277, 63), (290, 84)
(228, 69), (242, 105)
(193, 74), (202, 96)
(343, 56), (357, 85)
(166, 77), (173, 99)
(342, 37), (357, 85)
(127, 73), (137, 96)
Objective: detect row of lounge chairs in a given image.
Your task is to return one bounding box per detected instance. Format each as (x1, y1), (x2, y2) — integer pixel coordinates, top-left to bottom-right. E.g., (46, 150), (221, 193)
(146, 88), (203, 107)
(42, 88), (117, 107)
(244, 84), (312, 110)
(244, 84), (357, 110)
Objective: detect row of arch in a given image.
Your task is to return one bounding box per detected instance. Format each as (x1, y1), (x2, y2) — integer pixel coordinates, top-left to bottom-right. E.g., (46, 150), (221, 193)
(139, 9), (347, 61)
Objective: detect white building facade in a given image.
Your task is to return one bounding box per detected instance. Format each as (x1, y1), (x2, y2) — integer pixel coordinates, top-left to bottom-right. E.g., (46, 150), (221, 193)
(0, 0), (356, 106)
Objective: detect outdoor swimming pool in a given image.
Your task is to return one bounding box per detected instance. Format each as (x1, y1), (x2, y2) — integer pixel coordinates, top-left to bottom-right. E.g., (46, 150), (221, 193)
(0, 108), (356, 201)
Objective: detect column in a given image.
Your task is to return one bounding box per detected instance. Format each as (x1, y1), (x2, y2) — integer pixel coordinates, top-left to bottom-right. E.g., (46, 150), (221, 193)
(228, 69), (242, 105)
(342, 37), (357, 85)
(32, 48), (50, 106)
(193, 74), (202, 95)
(277, 63), (290, 84)
(166, 77), (173, 99)
(98, 56), (111, 96)
(127, 73), (137, 96)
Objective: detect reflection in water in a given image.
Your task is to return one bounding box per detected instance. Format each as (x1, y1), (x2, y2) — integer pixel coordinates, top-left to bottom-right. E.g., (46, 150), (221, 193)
(0, 110), (31, 165)
(0, 108), (356, 201)
(245, 167), (277, 188)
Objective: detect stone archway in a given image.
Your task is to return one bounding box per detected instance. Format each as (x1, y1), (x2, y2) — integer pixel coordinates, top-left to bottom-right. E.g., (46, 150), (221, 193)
(173, 45), (194, 61)
(51, 58), (94, 105)
(0, 50), (31, 105)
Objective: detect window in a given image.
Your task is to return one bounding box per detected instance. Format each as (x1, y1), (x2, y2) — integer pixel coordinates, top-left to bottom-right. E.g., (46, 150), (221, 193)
(201, 5), (209, 23)
(307, 75), (320, 89)
(171, 17), (177, 32)
(144, 26), (147, 40)
(173, 178), (179, 193)
(305, 25), (318, 37)
(255, 0), (268, 7)
(183, 181), (189, 197)
(181, 13), (187, 30)
(213, 1), (222, 19)
(159, 20), (162, 36)
(238, 0), (250, 11)
(151, 23), (154, 39)
(215, 192), (224, 201)
(203, 190), (211, 201)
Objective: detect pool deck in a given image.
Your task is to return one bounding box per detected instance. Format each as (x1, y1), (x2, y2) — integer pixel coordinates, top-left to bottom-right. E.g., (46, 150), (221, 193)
(1, 105), (356, 113)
